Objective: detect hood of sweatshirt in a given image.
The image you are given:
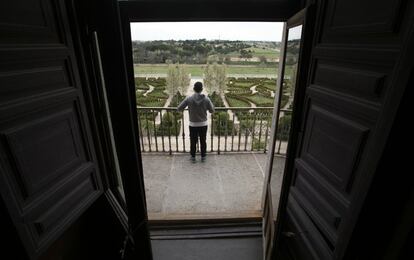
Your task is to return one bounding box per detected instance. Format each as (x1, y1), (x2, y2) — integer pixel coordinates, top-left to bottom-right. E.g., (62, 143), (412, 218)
(193, 93), (206, 105)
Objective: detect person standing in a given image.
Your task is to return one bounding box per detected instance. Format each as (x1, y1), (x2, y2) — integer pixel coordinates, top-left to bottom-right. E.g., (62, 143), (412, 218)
(177, 82), (215, 162)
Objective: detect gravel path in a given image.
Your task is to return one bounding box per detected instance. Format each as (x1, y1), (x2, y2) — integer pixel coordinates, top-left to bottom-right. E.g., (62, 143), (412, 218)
(143, 85), (154, 97)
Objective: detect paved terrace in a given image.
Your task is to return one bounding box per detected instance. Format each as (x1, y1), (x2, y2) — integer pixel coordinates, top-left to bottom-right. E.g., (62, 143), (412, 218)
(142, 153), (285, 220)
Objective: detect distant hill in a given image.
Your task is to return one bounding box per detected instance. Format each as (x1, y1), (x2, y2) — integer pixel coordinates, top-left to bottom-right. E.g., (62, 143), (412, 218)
(132, 39), (280, 65)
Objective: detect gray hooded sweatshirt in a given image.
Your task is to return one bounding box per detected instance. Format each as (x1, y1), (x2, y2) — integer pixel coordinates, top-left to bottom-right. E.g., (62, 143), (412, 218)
(177, 93), (215, 127)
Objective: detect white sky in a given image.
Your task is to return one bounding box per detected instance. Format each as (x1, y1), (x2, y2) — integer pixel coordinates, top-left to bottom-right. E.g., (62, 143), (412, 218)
(130, 22), (284, 42)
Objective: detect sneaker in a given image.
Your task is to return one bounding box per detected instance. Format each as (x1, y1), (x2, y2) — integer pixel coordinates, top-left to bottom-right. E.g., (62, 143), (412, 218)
(201, 156), (206, 162)
(190, 157), (196, 163)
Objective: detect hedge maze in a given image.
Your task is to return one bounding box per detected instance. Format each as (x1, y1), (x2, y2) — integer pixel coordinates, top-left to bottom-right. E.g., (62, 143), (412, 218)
(135, 76), (293, 151)
(135, 77), (168, 107)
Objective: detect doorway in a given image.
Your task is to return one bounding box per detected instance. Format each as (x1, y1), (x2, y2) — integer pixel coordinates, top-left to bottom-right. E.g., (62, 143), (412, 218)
(127, 21), (301, 222)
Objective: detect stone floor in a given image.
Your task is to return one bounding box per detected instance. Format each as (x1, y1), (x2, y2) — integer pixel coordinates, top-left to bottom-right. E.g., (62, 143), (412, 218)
(142, 153), (286, 220)
(152, 236), (262, 260)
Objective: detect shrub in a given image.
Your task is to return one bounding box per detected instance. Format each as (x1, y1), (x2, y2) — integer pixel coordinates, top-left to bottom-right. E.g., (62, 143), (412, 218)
(255, 85), (272, 96)
(148, 89), (168, 99)
(227, 86), (251, 95)
(226, 95), (251, 107)
(137, 110), (157, 135)
(169, 91), (186, 107)
(277, 114), (291, 141)
(237, 110), (272, 133)
(136, 96), (166, 107)
(157, 112), (181, 136)
(280, 94), (289, 108)
(209, 91), (225, 107)
(135, 77), (168, 107)
(239, 118), (254, 132)
(252, 138), (266, 150)
(136, 84), (150, 90)
(245, 94), (274, 107)
(213, 112), (234, 135)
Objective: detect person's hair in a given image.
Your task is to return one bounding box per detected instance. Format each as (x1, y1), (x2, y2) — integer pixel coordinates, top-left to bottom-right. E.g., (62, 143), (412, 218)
(193, 82), (203, 93)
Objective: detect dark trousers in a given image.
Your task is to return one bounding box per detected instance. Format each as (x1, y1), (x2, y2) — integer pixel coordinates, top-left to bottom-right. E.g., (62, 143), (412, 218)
(189, 126), (207, 157)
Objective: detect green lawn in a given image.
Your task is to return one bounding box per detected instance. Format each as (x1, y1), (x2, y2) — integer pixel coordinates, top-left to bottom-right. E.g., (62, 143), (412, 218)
(231, 82), (255, 88)
(246, 95), (274, 106)
(134, 64), (278, 77)
(226, 96), (251, 107)
(227, 47), (279, 58)
(245, 47), (280, 58)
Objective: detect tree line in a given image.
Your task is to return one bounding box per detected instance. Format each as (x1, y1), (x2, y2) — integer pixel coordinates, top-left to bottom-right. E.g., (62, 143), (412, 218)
(132, 39), (278, 64)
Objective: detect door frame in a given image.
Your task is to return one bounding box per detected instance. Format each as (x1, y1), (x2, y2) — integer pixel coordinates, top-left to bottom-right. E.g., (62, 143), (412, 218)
(116, 0), (302, 225)
(113, 0), (306, 258)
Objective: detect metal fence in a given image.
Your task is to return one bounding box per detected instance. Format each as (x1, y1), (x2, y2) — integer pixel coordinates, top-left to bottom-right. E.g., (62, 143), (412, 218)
(136, 106), (292, 155)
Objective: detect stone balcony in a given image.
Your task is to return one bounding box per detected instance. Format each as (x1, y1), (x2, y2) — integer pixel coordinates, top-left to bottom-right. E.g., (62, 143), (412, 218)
(142, 153), (286, 220)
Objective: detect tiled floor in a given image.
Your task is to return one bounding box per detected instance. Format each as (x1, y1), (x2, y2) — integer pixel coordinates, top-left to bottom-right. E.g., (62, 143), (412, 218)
(141, 153), (285, 220)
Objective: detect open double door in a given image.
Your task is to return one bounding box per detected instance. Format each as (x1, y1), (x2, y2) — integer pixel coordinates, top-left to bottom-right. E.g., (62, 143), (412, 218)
(1, 0), (413, 259)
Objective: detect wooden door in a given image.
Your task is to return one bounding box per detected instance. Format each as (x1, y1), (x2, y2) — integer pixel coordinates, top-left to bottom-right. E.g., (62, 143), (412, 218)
(0, 0), (103, 258)
(273, 0), (414, 259)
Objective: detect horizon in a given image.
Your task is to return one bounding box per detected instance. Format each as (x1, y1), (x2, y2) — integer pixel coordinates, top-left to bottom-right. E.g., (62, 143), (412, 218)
(132, 39), (281, 43)
(130, 22), (284, 42)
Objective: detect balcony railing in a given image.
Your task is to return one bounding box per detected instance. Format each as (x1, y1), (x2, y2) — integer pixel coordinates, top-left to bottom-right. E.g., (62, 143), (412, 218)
(136, 107), (292, 155)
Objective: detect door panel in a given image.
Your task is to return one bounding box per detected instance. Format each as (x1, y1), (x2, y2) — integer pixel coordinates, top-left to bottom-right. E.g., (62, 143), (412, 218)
(277, 0), (414, 259)
(285, 195), (333, 260)
(0, 0), (102, 258)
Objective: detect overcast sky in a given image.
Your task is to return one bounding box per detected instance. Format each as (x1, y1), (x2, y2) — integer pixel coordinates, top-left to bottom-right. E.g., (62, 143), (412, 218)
(130, 22), (284, 42)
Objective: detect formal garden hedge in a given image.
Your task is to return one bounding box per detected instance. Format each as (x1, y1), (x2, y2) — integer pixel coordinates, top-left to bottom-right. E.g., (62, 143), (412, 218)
(226, 95), (251, 107)
(277, 114), (291, 141)
(137, 110), (156, 135)
(169, 92), (186, 108)
(135, 77), (168, 107)
(157, 112), (181, 136)
(135, 76), (292, 144)
(225, 77), (292, 109)
(213, 111), (235, 135)
(209, 91), (225, 107)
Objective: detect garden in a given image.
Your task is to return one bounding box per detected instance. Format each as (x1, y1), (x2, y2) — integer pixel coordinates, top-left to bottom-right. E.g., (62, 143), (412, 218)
(135, 75), (293, 152)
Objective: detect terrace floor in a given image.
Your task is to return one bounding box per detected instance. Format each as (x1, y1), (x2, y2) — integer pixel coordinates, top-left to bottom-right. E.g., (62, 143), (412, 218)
(142, 153), (286, 220)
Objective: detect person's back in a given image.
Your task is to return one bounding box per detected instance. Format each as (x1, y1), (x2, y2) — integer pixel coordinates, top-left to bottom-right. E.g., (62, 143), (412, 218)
(177, 82), (215, 162)
(185, 93), (214, 126)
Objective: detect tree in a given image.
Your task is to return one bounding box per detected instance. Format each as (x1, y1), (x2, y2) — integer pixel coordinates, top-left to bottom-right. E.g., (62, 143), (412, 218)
(178, 64), (190, 95)
(203, 62), (227, 95)
(166, 63), (179, 97)
(290, 63), (297, 97)
(214, 63), (227, 95)
(240, 49), (253, 59)
(203, 63), (216, 94)
(166, 63), (190, 105)
(259, 55), (267, 64)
